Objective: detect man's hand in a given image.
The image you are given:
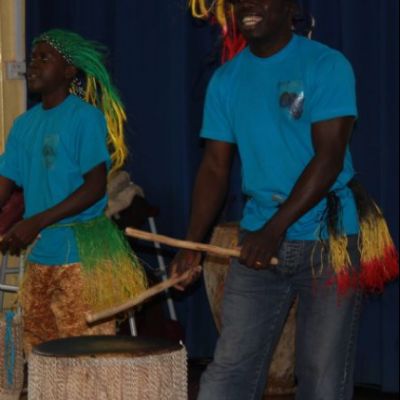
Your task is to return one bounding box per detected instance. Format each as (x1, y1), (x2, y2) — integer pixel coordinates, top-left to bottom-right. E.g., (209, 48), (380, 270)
(239, 225), (283, 270)
(170, 249), (203, 291)
(0, 216), (42, 255)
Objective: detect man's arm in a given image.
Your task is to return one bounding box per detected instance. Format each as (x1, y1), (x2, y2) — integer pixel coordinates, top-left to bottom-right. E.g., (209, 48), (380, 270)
(0, 162), (107, 255)
(0, 176), (16, 210)
(170, 139), (235, 289)
(240, 116), (355, 269)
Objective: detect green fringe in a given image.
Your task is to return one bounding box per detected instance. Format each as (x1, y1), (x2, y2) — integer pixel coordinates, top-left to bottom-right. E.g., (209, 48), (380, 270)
(57, 216), (147, 312)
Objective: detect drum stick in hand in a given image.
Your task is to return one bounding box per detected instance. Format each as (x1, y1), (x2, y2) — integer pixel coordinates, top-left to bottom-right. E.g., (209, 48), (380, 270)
(125, 227), (278, 265)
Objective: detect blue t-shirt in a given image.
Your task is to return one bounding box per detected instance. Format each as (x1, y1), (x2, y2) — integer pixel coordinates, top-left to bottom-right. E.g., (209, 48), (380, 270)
(0, 94), (110, 264)
(201, 34), (359, 240)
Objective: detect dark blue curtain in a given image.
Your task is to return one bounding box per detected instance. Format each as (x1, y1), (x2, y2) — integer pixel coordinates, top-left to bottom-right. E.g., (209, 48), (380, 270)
(298, 0), (399, 392)
(26, 0), (398, 391)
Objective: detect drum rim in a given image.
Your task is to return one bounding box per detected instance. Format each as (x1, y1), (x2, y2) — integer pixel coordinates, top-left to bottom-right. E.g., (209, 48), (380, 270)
(32, 335), (184, 358)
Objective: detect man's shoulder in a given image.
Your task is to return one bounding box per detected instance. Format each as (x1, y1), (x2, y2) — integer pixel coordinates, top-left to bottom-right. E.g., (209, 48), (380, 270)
(205, 51), (246, 101)
(67, 95), (105, 121)
(296, 35), (350, 66)
(212, 49), (247, 84)
(12, 103), (42, 129)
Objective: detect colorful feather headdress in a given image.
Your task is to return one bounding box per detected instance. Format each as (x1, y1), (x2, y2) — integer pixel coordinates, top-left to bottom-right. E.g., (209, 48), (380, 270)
(33, 29), (127, 175)
(189, 0), (246, 62)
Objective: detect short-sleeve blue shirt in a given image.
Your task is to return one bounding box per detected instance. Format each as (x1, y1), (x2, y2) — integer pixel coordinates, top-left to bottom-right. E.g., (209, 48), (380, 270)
(201, 35), (359, 240)
(0, 95), (110, 264)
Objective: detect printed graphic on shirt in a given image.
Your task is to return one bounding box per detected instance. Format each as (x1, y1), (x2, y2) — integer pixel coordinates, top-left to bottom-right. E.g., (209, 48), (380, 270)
(43, 134), (59, 169)
(278, 80), (305, 120)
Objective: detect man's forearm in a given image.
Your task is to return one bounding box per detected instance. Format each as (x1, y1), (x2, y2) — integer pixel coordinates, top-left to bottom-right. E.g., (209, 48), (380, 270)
(32, 164), (107, 230)
(35, 184), (104, 230)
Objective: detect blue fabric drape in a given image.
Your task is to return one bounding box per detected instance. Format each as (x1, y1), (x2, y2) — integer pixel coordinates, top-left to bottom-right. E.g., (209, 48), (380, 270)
(26, 0), (398, 391)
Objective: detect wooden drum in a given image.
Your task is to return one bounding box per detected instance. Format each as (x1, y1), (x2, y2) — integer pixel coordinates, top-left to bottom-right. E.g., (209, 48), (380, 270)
(28, 336), (187, 400)
(203, 222), (297, 396)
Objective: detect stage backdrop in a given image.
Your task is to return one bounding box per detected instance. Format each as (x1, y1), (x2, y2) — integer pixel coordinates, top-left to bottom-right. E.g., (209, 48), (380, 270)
(26, 0), (398, 392)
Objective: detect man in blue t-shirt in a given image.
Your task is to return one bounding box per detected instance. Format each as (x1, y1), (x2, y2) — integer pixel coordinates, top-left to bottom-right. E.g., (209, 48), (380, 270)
(0, 30), (146, 354)
(171, 1), (362, 399)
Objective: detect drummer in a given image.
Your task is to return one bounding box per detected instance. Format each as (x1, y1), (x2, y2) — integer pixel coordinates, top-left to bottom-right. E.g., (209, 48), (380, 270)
(170, 0), (377, 399)
(0, 29), (147, 354)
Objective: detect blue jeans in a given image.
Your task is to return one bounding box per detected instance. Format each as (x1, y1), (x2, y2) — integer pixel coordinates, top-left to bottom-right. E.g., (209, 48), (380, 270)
(198, 236), (362, 400)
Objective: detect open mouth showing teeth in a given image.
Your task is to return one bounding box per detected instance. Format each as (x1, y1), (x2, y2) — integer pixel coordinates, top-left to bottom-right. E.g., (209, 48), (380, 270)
(242, 16), (263, 27)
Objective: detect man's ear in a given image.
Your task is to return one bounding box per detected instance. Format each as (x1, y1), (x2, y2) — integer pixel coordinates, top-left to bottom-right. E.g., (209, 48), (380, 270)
(65, 64), (78, 81)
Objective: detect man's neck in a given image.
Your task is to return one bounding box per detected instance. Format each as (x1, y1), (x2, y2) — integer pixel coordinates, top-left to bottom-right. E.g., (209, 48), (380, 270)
(41, 89), (70, 110)
(249, 31), (293, 58)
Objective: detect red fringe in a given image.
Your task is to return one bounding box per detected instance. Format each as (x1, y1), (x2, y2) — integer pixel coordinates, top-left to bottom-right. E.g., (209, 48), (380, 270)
(222, 33), (246, 63)
(335, 271), (359, 295)
(360, 245), (399, 292)
(327, 245), (399, 295)
(209, 14), (246, 63)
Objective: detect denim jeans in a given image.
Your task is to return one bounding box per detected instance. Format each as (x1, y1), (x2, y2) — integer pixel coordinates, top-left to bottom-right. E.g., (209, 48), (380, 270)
(197, 235), (362, 400)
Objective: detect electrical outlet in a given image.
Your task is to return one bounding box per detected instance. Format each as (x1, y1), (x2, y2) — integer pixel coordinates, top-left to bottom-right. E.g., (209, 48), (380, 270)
(6, 61), (26, 80)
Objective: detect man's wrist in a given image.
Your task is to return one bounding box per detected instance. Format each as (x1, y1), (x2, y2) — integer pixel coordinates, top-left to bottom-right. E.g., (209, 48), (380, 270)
(31, 212), (52, 231)
(262, 214), (289, 238)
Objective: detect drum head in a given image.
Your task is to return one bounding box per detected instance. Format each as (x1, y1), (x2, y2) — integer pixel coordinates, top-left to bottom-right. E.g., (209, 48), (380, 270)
(33, 336), (183, 358)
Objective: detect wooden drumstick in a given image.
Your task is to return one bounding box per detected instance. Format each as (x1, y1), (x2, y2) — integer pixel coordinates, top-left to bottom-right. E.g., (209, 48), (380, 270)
(86, 269), (195, 324)
(125, 227), (279, 265)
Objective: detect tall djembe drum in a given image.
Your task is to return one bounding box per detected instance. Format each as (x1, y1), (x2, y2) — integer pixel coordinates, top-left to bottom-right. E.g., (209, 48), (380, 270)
(203, 222), (297, 396)
(28, 336), (187, 400)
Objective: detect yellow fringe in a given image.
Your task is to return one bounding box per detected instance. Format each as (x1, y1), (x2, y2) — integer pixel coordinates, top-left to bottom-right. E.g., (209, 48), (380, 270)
(80, 76), (128, 176)
(190, 0), (212, 18)
(215, 0), (228, 33)
(84, 76), (98, 105)
(189, 0), (231, 33)
(359, 202), (394, 263)
(103, 92), (128, 175)
(329, 234), (351, 274)
(82, 256), (147, 313)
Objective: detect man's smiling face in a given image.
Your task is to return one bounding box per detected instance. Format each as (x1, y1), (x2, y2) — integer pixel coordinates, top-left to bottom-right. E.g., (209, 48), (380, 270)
(229, 0), (294, 43)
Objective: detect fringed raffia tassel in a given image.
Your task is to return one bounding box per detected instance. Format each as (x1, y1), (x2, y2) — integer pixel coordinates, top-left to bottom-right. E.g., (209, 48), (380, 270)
(324, 191), (359, 294)
(221, 8), (247, 63)
(348, 179), (399, 292)
(358, 207), (399, 291)
(71, 216), (148, 312)
(328, 233), (358, 294)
